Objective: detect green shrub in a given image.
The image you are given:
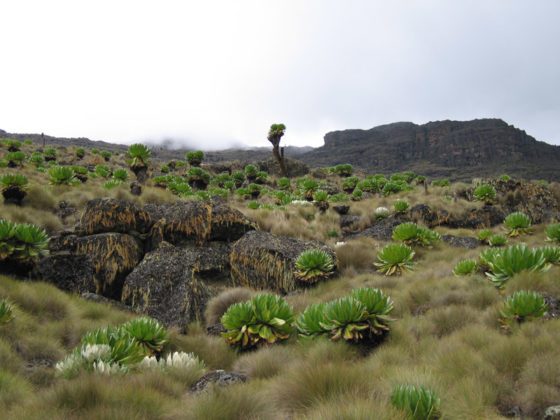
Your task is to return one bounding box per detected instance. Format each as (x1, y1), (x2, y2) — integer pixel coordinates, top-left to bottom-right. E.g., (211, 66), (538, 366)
(453, 259), (478, 276)
(91, 148), (100, 154)
(221, 294), (295, 350)
(390, 384), (441, 420)
(121, 317), (167, 355)
(351, 188), (363, 201)
(0, 299), (15, 325)
(414, 175), (427, 185)
(546, 223), (560, 244)
(302, 179), (319, 199)
(28, 151), (44, 166)
(244, 164), (258, 179)
(351, 287), (394, 336)
(43, 147), (57, 161)
(94, 164), (111, 178)
(473, 184), (496, 203)
(160, 165), (170, 173)
(539, 246), (560, 265)
(75, 147), (85, 159)
(295, 303), (330, 339)
(488, 234), (507, 247)
(211, 173), (232, 187)
(236, 188), (251, 200)
(394, 200), (409, 213)
(126, 143), (151, 167)
(187, 167), (211, 184)
(232, 171), (245, 187)
(256, 171), (268, 184)
(374, 243), (416, 276)
(0, 221), (49, 263)
(2, 139), (22, 151)
(500, 291), (548, 327)
(321, 297), (369, 342)
(326, 229), (338, 238)
(103, 180), (120, 190)
(500, 174), (511, 181)
(312, 190), (329, 203)
(248, 201), (260, 210)
(277, 177), (290, 190)
(100, 150), (112, 161)
(48, 166), (78, 185)
(504, 212), (532, 237)
(185, 150), (204, 166)
(5, 151), (26, 166)
(294, 249), (335, 283)
(334, 163), (353, 177)
(431, 179), (450, 187)
(382, 180), (403, 196)
(1, 173), (28, 190)
(342, 176), (359, 192)
(483, 245), (549, 288)
(329, 193), (349, 203)
(477, 229), (492, 244)
(392, 222), (441, 247)
(112, 168), (130, 182)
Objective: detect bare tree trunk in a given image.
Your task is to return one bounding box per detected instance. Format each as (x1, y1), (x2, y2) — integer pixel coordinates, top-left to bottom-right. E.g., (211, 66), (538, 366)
(272, 144), (288, 178)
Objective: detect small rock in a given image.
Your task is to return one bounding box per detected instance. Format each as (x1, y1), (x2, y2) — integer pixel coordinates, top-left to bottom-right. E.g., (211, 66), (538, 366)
(130, 181), (142, 196)
(442, 234), (479, 249)
(339, 215), (360, 229)
(333, 205), (350, 215)
(544, 405), (560, 420)
(344, 217), (403, 241)
(505, 406), (522, 418)
(190, 370), (247, 394)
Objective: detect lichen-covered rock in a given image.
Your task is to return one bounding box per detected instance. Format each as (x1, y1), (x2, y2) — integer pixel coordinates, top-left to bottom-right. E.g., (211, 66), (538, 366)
(442, 234), (479, 249)
(449, 205), (506, 229)
(229, 231), (337, 294)
(76, 198), (152, 235)
(145, 201), (256, 248)
(344, 217), (403, 241)
(52, 233), (144, 299)
(121, 242), (220, 331)
(410, 204), (450, 228)
(31, 252), (95, 293)
(190, 370), (247, 394)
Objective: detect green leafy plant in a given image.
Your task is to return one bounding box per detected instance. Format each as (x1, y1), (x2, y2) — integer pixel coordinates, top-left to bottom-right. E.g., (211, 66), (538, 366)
(453, 259), (478, 276)
(539, 246), (560, 265)
(295, 303), (330, 339)
(382, 180), (403, 196)
(232, 171), (245, 187)
(1, 173), (29, 205)
(351, 188), (363, 201)
(477, 229), (492, 244)
(0, 299), (15, 325)
(294, 249), (335, 283)
(75, 147), (85, 159)
(244, 164), (258, 180)
(28, 151), (44, 166)
(121, 317), (168, 355)
(211, 173), (232, 187)
(0, 219), (17, 259)
(5, 151), (26, 167)
(13, 223), (50, 262)
(342, 176), (359, 192)
(374, 243), (416, 275)
(187, 167), (211, 189)
(431, 179), (450, 187)
(500, 174), (511, 181)
(392, 223), (441, 247)
(94, 164), (111, 178)
(112, 168), (130, 182)
(546, 223), (560, 244)
(277, 177), (290, 190)
(248, 201), (260, 210)
(236, 187), (251, 200)
(255, 171), (268, 184)
(394, 200), (409, 213)
(43, 147), (57, 161)
(351, 287), (394, 336)
(221, 294), (295, 350)
(2, 139), (22, 152)
(91, 148), (100, 154)
(483, 245), (549, 288)
(473, 184), (496, 203)
(488, 234), (507, 247)
(391, 384), (441, 420)
(126, 143), (151, 168)
(320, 297), (369, 342)
(302, 179), (319, 200)
(334, 163), (353, 177)
(504, 212), (532, 237)
(185, 150), (204, 166)
(48, 165), (78, 185)
(101, 150), (112, 161)
(500, 291), (548, 328)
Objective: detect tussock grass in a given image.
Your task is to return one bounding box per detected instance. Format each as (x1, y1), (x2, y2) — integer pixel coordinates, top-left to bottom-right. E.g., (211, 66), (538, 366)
(204, 287), (256, 327)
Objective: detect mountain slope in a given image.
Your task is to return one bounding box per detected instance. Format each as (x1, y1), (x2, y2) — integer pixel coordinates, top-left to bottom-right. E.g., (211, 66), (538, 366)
(297, 119), (560, 181)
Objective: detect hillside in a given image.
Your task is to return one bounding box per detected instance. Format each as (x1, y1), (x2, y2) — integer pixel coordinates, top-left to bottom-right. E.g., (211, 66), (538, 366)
(297, 119), (560, 181)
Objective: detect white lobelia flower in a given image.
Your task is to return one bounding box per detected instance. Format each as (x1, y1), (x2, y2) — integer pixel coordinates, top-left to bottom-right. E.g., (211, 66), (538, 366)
(81, 344), (111, 362)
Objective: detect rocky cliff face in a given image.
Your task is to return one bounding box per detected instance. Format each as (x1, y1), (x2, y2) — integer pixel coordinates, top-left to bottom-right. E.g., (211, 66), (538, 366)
(299, 119), (560, 181)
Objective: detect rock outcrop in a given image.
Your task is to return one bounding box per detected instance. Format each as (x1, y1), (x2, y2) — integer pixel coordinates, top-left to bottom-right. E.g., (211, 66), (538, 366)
(229, 231), (337, 294)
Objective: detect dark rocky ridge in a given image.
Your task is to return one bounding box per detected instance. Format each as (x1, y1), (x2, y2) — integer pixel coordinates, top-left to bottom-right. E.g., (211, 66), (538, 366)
(297, 119), (560, 181)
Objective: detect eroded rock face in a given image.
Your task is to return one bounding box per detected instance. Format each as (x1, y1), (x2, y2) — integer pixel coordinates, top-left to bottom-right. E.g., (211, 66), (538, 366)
(76, 198), (152, 236)
(442, 234), (479, 249)
(145, 201), (256, 248)
(229, 231), (337, 294)
(51, 233), (144, 299)
(344, 218), (403, 241)
(190, 370), (247, 394)
(121, 242), (219, 331)
(410, 204), (450, 228)
(31, 253), (95, 293)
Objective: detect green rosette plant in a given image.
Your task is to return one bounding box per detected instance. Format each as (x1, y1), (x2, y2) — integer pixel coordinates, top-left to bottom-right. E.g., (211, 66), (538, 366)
(394, 200), (410, 213)
(334, 163), (353, 177)
(244, 164), (258, 181)
(121, 317), (168, 355)
(1, 173), (29, 205)
(232, 171), (245, 187)
(48, 165), (78, 185)
(545, 223), (560, 244)
(488, 234), (507, 247)
(101, 150), (112, 161)
(294, 249), (335, 283)
(375, 243), (416, 276)
(453, 259), (478, 276)
(5, 151), (26, 167)
(392, 223), (441, 247)
(302, 179), (319, 200)
(295, 302), (330, 339)
(255, 171), (268, 184)
(342, 176), (359, 192)
(126, 143), (151, 168)
(0, 219), (17, 259)
(473, 184), (496, 203)
(483, 245), (549, 289)
(2, 139), (22, 152)
(94, 164), (111, 178)
(221, 294), (295, 350)
(75, 147), (86, 159)
(320, 297), (369, 342)
(28, 151), (44, 166)
(539, 246), (560, 265)
(477, 229), (492, 244)
(13, 223), (50, 262)
(277, 177), (290, 190)
(247, 201), (260, 210)
(185, 150), (204, 166)
(112, 168), (130, 182)
(504, 212), (532, 237)
(351, 287), (394, 336)
(391, 384), (441, 420)
(43, 147), (57, 161)
(187, 167), (211, 189)
(0, 299), (15, 325)
(500, 291), (548, 328)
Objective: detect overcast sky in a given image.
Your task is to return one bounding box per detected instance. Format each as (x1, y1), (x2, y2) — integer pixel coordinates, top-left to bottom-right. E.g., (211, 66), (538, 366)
(2, 1), (560, 149)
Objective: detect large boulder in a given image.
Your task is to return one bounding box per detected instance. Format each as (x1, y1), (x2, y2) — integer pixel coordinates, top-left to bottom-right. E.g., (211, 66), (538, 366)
(344, 217), (403, 241)
(31, 253), (95, 294)
(145, 201), (256, 248)
(410, 204), (450, 228)
(121, 242), (220, 331)
(190, 370), (247, 394)
(76, 198), (152, 236)
(448, 205), (506, 229)
(50, 233), (144, 300)
(229, 231), (337, 294)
